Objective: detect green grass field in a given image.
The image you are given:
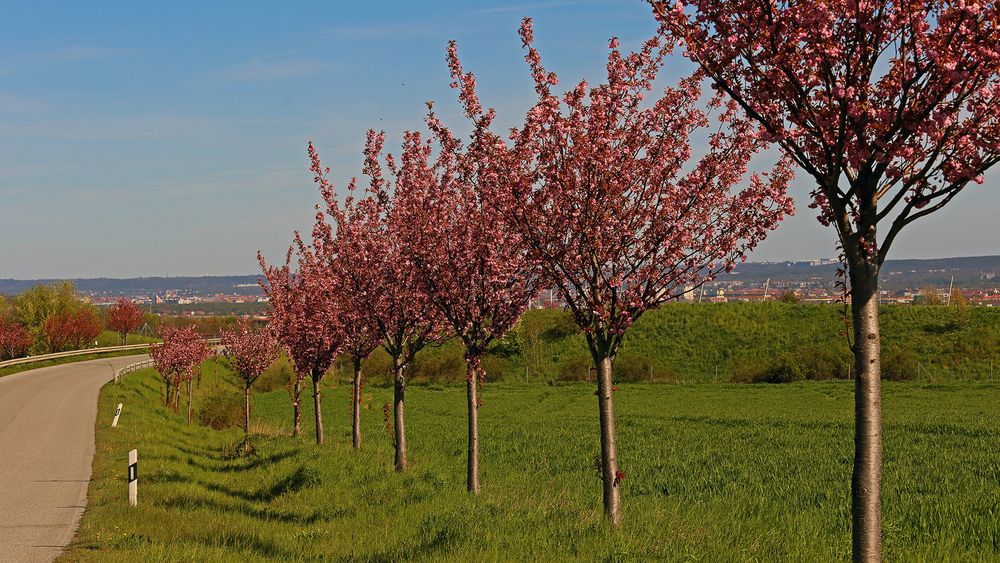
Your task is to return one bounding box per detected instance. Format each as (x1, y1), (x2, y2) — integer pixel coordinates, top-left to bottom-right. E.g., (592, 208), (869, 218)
(63, 358), (1000, 561)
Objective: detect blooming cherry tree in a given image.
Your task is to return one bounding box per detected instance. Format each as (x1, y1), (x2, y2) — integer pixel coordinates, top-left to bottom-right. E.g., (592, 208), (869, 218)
(222, 317), (279, 438)
(150, 325), (210, 422)
(449, 19), (794, 524)
(0, 319), (31, 360)
(106, 298), (144, 346)
(393, 103), (539, 493)
(44, 308), (103, 352)
(306, 182), (382, 451)
(311, 134), (444, 471)
(259, 236), (342, 445)
(654, 1), (1000, 556)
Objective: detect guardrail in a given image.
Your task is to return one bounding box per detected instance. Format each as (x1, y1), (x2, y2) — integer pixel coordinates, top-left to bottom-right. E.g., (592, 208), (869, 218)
(0, 343), (152, 370)
(0, 338), (222, 370)
(115, 359), (155, 383)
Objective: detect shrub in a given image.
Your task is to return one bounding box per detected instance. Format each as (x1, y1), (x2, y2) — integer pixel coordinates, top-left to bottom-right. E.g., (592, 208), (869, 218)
(794, 345), (851, 380)
(882, 348), (918, 381)
(778, 290), (800, 304)
(542, 310), (580, 341)
(730, 359), (764, 383)
(196, 386), (245, 430)
(755, 353), (807, 383)
(362, 348), (393, 386)
(615, 355), (652, 383)
(482, 355), (512, 383)
(410, 351), (465, 384)
(257, 355), (295, 393)
(559, 355), (593, 382)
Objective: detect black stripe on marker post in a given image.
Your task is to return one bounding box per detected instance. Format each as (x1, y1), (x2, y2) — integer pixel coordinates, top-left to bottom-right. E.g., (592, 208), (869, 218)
(128, 463), (137, 482)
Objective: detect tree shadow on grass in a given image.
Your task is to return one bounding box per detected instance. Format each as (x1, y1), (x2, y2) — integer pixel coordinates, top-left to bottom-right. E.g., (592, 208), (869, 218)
(189, 528), (294, 560)
(183, 465), (323, 503)
(183, 448), (299, 474)
(160, 492), (353, 525)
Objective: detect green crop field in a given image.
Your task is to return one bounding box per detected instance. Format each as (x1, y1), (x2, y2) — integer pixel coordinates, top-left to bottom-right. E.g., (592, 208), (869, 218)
(63, 358), (999, 561)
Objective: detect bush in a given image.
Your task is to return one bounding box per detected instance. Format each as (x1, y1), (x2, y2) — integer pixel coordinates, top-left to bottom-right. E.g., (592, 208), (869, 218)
(794, 345), (851, 380)
(481, 355), (512, 383)
(558, 355), (593, 382)
(542, 310), (580, 341)
(882, 348), (918, 381)
(615, 355), (652, 383)
(362, 348), (393, 386)
(410, 350), (465, 384)
(196, 386), (245, 430)
(755, 353), (807, 383)
(257, 355), (295, 393)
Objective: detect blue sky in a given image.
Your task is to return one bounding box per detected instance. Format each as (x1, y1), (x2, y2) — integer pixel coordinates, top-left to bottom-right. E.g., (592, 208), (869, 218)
(1, 1), (997, 278)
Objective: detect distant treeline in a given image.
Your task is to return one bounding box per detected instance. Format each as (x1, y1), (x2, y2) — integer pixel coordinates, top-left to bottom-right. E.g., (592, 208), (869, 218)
(0, 275), (263, 297)
(148, 302), (267, 316)
(3, 255), (1000, 298)
(728, 255), (1000, 289)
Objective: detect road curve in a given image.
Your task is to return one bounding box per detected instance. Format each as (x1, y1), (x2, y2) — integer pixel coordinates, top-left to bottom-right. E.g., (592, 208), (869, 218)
(0, 355), (147, 563)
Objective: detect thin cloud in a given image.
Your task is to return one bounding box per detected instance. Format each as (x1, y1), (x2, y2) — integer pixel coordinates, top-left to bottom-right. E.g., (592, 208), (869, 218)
(0, 45), (130, 76)
(214, 56), (338, 81)
(469, 1), (586, 15)
(0, 93), (49, 113)
(40, 45), (130, 63)
(2, 45), (130, 65)
(323, 21), (448, 40)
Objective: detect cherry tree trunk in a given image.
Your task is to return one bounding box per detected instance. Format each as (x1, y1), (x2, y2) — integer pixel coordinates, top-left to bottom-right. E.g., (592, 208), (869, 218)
(292, 378), (302, 437)
(312, 373), (324, 445)
(466, 360), (481, 494)
(186, 379), (193, 424)
(595, 354), (622, 526)
(393, 355), (407, 472)
(120, 332), (127, 346)
(173, 375), (181, 413)
(849, 265), (883, 562)
(352, 356), (362, 450)
(244, 385), (251, 438)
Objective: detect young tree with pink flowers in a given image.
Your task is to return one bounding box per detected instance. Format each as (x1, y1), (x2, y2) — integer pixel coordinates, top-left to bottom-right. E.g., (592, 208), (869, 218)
(310, 134), (443, 471)
(392, 104), (539, 493)
(654, 1), (1000, 556)
(150, 325), (210, 422)
(222, 317), (279, 439)
(43, 308), (102, 352)
(306, 184), (382, 451)
(259, 237), (341, 446)
(0, 319), (32, 360)
(448, 19), (794, 524)
(106, 298), (144, 346)
(258, 251), (307, 438)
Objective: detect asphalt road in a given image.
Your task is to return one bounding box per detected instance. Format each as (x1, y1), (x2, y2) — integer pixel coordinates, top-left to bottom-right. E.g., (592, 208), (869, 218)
(0, 355), (147, 563)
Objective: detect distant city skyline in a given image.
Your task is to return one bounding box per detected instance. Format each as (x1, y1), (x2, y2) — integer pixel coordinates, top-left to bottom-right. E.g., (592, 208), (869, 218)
(2, 1), (997, 278)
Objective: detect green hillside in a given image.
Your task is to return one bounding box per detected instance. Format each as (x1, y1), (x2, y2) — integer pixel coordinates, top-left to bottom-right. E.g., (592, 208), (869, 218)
(369, 303), (1000, 385)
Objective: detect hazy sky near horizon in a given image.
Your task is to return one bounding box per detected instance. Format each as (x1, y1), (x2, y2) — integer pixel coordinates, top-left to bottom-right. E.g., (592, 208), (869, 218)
(1, 1), (997, 279)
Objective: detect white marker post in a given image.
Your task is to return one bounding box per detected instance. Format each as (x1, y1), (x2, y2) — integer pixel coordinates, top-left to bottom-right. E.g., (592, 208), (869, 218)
(112, 403), (123, 428)
(128, 449), (138, 506)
